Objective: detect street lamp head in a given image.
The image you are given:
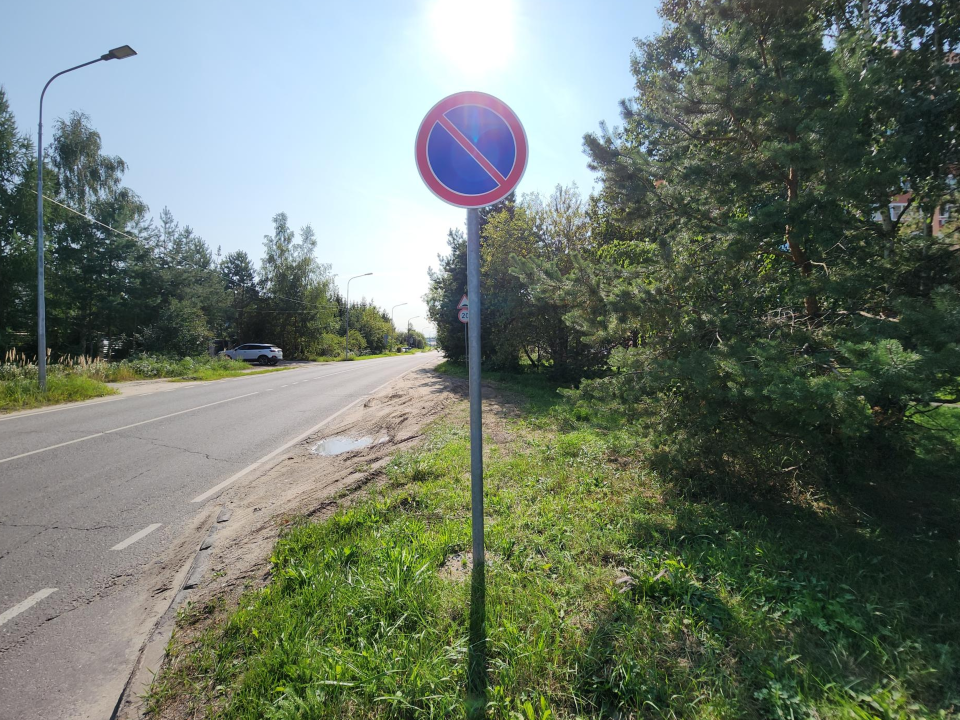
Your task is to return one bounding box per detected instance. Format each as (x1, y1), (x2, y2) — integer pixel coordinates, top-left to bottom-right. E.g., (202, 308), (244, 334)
(102, 45), (137, 61)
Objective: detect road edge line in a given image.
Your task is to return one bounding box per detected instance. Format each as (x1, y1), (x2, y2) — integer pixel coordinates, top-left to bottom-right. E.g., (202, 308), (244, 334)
(190, 357), (435, 504)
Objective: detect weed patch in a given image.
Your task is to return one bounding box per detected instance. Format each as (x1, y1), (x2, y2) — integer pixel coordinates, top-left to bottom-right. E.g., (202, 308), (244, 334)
(0, 372), (116, 412)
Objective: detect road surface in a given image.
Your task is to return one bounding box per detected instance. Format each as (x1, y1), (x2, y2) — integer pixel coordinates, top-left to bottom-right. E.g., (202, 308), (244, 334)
(0, 352), (435, 719)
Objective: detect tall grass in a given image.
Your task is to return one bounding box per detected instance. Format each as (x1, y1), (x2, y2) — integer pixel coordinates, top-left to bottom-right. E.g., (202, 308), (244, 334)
(0, 350), (252, 411)
(1, 350), (250, 383)
(0, 372), (116, 412)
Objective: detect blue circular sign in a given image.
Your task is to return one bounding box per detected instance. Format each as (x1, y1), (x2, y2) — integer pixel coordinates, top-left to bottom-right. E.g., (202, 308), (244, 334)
(416, 91), (528, 208)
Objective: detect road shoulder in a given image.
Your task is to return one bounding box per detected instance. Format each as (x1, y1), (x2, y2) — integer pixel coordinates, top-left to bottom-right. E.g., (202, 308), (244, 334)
(116, 357), (454, 718)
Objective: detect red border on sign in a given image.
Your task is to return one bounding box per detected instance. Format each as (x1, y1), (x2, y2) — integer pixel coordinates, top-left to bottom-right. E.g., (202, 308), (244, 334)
(415, 91), (528, 209)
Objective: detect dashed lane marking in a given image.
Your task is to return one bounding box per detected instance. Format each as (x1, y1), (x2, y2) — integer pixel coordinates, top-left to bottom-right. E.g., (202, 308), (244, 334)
(110, 523), (163, 551)
(0, 589), (57, 627)
(0, 392), (259, 466)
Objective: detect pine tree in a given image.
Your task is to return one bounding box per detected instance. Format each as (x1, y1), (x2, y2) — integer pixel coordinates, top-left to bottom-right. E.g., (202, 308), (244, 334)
(573, 0), (960, 482)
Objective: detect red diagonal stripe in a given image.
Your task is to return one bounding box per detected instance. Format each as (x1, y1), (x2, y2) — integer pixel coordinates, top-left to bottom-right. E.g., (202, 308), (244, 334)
(436, 114), (508, 186)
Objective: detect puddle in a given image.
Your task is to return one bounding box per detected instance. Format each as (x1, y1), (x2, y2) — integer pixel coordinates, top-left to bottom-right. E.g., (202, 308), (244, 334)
(311, 436), (389, 456)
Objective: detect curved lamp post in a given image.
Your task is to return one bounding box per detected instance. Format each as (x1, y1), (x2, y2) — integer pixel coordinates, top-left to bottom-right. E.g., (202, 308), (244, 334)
(390, 302), (408, 352)
(405, 316), (420, 347)
(390, 302), (407, 328)
(36, 45), (137, 390)
(344, 273), (372, 360)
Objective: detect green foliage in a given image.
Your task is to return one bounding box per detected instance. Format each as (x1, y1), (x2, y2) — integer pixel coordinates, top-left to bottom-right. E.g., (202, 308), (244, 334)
(93, 354), (249, 381)
(0, 86), (34, 353)
(255, 215), (338, 358)
(426, 228), (469, 362)
(565, 0), (960, 484)
(427, 186), (607, 376)
(147, 300), (210, 357)
(345, 302), (392, 354)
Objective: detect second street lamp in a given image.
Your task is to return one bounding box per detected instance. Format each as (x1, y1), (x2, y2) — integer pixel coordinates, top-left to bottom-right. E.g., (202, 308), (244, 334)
(406, 316), (420, 348)
(390, 303), (408, 353)
(390, 302), (407, 328)
(36, 45), (138, 391)
(344, 273), (373, 360)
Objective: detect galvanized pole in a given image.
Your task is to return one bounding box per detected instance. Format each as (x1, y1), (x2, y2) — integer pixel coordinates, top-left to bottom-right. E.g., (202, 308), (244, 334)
(344, 283), (350, 361)
(37, 58), (103, 390)
(36, 100), (46, 390)
(344, 272), (372, 360)
(466, 208), (483, 569)
(391, 302), (407, 349)
(34, 48), (137, 390)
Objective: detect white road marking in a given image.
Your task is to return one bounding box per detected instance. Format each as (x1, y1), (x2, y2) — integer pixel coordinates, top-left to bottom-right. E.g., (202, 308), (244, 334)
(0, 588), (57, 627)
(0, 357), (402, 425)
(110, 523), (163, 551)
(191, 358), (433, 504)
(0, 397), (124, 423)
(280, 385), (289, 388)
(0, 392), (259, 466)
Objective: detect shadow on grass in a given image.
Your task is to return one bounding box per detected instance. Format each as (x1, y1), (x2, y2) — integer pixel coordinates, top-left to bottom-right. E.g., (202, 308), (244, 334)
(578, 475), (960, 718)
(467, 562), (488, 720)
(434, 360), (571, 421)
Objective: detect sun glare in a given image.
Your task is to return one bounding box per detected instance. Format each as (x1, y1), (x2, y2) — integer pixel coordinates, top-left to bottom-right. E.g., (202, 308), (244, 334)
(427, 0), (517, 79)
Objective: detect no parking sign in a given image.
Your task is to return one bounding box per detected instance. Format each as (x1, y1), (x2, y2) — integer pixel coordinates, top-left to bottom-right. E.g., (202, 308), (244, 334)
(416, 92), (528, 208)
(416, 92), (528, 573)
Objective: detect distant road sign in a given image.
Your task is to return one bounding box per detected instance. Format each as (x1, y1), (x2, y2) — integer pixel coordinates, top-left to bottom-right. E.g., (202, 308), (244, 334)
(458, 294), (468, 309)
(416, 91), (528, 209)
(458, 309), (469, 324)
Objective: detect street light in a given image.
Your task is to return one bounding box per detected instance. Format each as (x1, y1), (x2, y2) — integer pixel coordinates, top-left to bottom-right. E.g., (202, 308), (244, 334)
(390, 303), (407, 327)
(344, 272), (372, 360)
(405, 315), (420, 347)
(36, 45), (138, 391)
(390, 303), (408, 353)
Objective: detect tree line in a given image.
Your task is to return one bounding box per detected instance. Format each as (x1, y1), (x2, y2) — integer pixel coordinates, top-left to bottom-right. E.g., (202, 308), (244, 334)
(0, 93), (424, 360)
(427, 0), (959, 484)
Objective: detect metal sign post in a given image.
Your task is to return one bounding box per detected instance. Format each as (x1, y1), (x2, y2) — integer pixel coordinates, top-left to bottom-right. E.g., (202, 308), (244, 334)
(416, 91), (528, 574)
(465, 210), (484, 567)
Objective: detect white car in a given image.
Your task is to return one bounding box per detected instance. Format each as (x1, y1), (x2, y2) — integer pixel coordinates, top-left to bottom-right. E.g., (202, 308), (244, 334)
(222, 343), (283, 365)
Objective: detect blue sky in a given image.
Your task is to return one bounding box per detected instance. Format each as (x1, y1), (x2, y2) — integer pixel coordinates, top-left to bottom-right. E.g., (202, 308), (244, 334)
(1, 0), (661, 336)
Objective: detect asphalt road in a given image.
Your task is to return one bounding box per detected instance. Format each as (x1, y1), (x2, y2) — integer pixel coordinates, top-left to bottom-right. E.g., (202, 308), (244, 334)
(0, 352), (436, 719)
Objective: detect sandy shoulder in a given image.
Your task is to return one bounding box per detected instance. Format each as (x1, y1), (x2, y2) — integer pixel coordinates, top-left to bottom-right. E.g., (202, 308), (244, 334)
(117, 358), (464, 718)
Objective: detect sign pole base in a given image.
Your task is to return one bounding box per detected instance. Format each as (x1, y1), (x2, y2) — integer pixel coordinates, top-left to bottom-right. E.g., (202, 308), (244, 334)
(466, 208), (483, 571)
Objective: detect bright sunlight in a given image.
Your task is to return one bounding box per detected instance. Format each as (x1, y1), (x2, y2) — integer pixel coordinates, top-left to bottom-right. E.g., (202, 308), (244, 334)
(427, 0), (517, 79)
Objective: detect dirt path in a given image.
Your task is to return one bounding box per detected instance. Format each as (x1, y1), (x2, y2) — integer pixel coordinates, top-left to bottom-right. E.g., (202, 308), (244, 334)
(117, 362), (464, 718)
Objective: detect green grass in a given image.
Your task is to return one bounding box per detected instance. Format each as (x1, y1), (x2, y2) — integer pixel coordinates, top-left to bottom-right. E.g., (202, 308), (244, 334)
(0, 373), (117, 412)
(0, 354), (274, 411)
(146, 371), (960, 720)
(434, 360), (570, 418)
(94, 355), (253, 381)
(912, 404), (960, 451)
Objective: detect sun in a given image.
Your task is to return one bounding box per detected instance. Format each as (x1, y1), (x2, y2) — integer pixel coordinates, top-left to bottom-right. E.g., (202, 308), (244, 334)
(427, 0), (517, 79)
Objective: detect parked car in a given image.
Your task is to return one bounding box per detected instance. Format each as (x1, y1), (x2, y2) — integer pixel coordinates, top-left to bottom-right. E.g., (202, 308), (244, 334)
(222, 343), (283, 365)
